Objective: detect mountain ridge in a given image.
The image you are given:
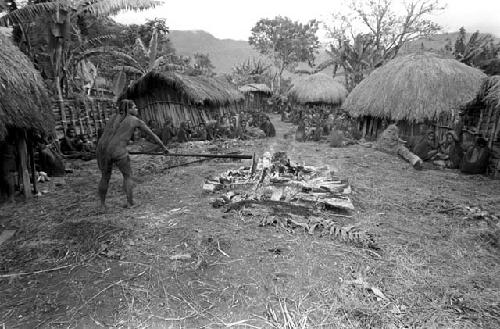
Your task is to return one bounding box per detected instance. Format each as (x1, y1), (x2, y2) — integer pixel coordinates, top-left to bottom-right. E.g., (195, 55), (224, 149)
(168, 30), (500, 75)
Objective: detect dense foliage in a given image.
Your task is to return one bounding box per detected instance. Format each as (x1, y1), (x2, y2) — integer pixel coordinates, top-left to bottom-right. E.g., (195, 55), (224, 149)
(249, 16), (319, 92)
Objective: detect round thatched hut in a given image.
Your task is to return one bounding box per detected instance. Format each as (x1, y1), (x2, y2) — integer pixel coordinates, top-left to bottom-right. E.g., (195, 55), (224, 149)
(238, 83), (272, 112)
(461, 76), (500, 177)
(343, 52), (486, 138)
(288, 73), (348, 108)
(123, 71), (244, 129)
(0, 33), (54, 199)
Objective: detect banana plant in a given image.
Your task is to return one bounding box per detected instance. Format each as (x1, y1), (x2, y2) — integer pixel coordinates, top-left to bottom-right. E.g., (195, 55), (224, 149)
(110, 26), (166, 98)
(318, 33), (382, 91)
(0, 0), (161, 129)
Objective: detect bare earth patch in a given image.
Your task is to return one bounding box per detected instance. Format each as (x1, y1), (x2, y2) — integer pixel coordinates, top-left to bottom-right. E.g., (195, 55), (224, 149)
(1, 115), (499, 328)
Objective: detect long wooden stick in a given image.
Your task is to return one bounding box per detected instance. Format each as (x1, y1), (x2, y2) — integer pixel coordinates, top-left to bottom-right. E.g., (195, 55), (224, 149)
(128, 151), (253, 159)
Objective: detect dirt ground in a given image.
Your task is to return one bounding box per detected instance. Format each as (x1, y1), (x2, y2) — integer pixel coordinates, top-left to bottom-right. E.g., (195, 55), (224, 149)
(1, 115), (499, 329)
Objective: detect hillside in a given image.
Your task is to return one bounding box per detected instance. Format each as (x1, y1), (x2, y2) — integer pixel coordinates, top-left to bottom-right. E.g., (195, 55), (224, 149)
(168, 30), (329, 75)
(401, 31), (500, 54)
(168, 30), (499, 75)
(168, 30), (262, 73)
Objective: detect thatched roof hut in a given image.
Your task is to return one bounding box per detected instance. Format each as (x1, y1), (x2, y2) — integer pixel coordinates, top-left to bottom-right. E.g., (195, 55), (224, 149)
(238, 83), (272, 112)
(0, 33), (54, 200)
(123, 71), (244, 127)
(343, 52), (486, 123)
(126, 71), (244, 107)
(0, 33), (53, 139)
(288, 73), (348, 105)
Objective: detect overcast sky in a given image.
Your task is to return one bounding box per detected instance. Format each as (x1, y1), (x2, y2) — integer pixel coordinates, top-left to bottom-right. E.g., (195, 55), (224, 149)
(114, 0), (500, 40)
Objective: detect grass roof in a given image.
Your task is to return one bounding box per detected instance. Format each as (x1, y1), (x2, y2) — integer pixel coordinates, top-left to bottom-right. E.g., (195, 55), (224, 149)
(288, 73), (348, 105)
(238, 83), (272, 94)
(125, 71), (244, 107)
(0, 33), (53, 139)
(343, 52), (487, 122)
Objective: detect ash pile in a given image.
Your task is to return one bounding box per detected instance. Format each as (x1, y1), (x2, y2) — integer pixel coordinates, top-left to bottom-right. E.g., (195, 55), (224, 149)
(203, 152), (376, 249)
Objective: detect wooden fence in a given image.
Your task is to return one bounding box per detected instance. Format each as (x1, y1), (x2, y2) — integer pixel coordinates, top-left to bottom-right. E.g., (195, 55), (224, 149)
(52, 97), (116, 139)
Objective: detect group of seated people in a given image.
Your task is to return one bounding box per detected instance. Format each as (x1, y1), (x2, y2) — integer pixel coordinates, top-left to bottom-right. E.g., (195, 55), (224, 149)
(59, 125), (95, 159)
(411, 128), (491, 174)
(291, 107), (354, 142)
(144, 112), (276, 145)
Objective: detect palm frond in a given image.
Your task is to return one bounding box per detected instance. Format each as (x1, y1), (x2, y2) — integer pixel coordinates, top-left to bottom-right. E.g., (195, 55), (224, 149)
(150, 55), (164, 70)
(314, 58), (337, 72)
(134, 37), (148, 56)
(79, 0), (161, 17)
(72, 35), (116, 53)
(112, 65), (143, 74)
(148, 28), (158, 70)
(74, 46), (143, 69)
(0, 2), (63, 26)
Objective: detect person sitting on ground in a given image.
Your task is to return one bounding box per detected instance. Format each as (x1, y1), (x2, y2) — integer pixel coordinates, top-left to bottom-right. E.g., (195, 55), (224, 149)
(79, 133), (95, 152)
(191, 122), (208, 141)
(60, 125), (83, 155)
(261, 116), (276, 138)
(161, 120), (176, 145)
(295, 120), (306, 142)
(38, 141), (66, 177)
(433, 130), (463, 169)
(445, 131), (463, 169)
(176, 121), (189, 143)
(413, 129), (438, 161)
(460, 136), (490, 174)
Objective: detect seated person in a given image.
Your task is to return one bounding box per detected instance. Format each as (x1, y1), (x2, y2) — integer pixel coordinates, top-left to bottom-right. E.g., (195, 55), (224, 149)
(161, 120), (176, 145)
(38, 143), (66, 177)
(413, 129), (438, 161)
(176, 121), (189, 143)
(260, 116), (276, 138)
(79, 133), (94, 152)
(295, 120), (306, 142)
(434, 131), (463, 169)
(60, 126), (83, 155)
(460, 136), (490, 174)
(191, 122), (208, 141)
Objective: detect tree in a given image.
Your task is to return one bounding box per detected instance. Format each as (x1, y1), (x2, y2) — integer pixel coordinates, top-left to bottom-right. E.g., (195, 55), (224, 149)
(230, 58), (272, 86)
(192, 53), (215, 76)
(452, 27), (500, 67)
(324, 0), (444, 89)
(0, 0), (160, 129)
(249, 16), (319, 92)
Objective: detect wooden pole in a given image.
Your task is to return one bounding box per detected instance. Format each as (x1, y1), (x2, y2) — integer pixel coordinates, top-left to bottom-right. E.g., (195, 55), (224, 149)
(128, 151), (253, 159)
(28, 136), (38, 195)
(368, 117), (374, 137)
(17, 130), (31, 199)
(362, 118), (368, 138)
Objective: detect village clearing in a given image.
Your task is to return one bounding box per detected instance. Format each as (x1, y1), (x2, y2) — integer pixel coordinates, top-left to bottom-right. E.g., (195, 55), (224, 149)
(1, 116), (499, 329)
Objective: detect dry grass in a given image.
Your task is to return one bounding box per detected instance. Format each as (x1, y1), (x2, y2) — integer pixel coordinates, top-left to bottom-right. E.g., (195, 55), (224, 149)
(1, 116), (499, 328)
(0, 33), (53, 138)
(289, 73), (348, 105)
(343, 52), (487, 122)
(126, 71), (244, 108)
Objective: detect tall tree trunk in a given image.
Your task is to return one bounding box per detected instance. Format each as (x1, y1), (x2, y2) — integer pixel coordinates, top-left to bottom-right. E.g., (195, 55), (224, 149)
(53, 31), (66, 132)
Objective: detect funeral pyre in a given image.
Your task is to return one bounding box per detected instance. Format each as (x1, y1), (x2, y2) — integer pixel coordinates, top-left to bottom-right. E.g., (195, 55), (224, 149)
(203, 152), (377, 249)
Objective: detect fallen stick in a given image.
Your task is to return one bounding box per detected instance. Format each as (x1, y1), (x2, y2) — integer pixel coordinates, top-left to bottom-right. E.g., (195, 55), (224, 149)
(163, 158), (211, 170)
(0, 264), (77, 279)
(129, 150), (253, 159)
